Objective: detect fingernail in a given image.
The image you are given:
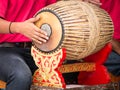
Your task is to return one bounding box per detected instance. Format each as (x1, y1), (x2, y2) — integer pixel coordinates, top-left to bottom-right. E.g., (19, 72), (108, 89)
(44, 40), (47, 42)
(46, 37), (49, 40)
(39, 42), (42, 44)
(45, 33), (47, 36)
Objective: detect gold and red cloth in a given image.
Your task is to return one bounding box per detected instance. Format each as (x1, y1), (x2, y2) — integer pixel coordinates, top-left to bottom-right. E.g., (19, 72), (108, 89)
(31, 43), (112, 88)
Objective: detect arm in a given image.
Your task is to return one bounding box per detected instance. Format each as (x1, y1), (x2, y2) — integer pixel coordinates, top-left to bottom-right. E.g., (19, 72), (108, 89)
(0, 16), (49, 44)
(0, 18), (10, 33)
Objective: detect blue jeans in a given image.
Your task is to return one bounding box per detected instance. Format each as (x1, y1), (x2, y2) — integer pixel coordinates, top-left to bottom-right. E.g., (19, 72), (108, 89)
(0, 47), (38, 90)
(104, 51), (120, 76)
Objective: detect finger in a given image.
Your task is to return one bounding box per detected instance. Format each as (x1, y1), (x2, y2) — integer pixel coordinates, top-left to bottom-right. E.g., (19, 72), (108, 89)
(90, 0), (102, 5)
(33, 25), (48, 36)
(83, 0), (101, 6)
(26, 16), (40, 23)
(33, 15), (41, 22)
(33, 29), (49, 41)
(83, 0), (89, 2)
(32, 38), (42, 45)
(32, 35), (48, 44)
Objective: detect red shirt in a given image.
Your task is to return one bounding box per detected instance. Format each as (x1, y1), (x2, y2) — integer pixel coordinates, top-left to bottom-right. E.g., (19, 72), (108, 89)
(0, 0), (56, 43)
(100, 0), (120, 41)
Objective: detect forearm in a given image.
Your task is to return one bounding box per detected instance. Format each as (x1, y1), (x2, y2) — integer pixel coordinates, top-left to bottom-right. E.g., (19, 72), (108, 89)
(0, 18), (21, 34)
(0, 18), (11, 33)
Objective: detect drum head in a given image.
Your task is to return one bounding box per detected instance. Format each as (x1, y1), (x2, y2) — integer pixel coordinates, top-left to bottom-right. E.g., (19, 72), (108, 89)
(34, 10), (63, 52)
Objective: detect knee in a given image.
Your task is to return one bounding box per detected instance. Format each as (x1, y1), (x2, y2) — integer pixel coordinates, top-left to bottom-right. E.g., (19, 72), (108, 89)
(8, 64), (32, 84)
(14, 69), (32, 82)
(8, 69), (32, 84)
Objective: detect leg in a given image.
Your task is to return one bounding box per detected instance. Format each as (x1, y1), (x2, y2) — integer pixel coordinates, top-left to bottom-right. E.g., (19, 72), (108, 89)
(0, 47), (36, 90)
(104, 51), (120, 76)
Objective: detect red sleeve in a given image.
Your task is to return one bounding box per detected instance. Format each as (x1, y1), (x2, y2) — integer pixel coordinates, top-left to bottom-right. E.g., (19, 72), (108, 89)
(46, 0), (56, 5)
(0, 0), (8, 18)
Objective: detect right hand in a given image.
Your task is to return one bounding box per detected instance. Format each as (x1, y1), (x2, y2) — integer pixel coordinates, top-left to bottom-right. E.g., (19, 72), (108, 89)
(11, 16), (49, 45)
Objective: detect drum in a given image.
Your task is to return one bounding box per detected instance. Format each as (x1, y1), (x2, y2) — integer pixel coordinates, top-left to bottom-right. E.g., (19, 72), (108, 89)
(33, 0), (113, 60)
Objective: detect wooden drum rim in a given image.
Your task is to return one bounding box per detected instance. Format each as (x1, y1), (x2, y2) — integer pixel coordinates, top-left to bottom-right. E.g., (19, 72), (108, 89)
(33, 9), (64, 53)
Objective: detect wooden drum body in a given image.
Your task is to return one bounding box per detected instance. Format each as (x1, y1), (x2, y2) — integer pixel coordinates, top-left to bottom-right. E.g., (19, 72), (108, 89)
(33, 0), (113, 60)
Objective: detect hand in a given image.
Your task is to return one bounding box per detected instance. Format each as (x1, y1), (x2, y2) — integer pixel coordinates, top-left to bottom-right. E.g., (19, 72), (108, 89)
(82, 0), (102, 6)
(11, 16), (49, 45)
(111, 38), (120, 55)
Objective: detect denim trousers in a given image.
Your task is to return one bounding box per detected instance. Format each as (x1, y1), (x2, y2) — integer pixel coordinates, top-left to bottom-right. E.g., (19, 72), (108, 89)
(0, 47), (38, 90)
(104, 51), (120, 76)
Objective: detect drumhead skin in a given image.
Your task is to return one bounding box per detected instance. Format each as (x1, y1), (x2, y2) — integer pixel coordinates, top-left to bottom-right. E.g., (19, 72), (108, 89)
(33, 1), (113, 60)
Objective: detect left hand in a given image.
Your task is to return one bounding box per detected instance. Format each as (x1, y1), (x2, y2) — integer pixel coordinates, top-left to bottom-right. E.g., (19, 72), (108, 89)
(111, 38), (120, 55)
(82, 0), (102, 6)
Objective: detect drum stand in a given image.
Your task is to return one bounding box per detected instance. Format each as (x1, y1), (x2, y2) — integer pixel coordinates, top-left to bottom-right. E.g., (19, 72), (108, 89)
(31, 43), (112, 89)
